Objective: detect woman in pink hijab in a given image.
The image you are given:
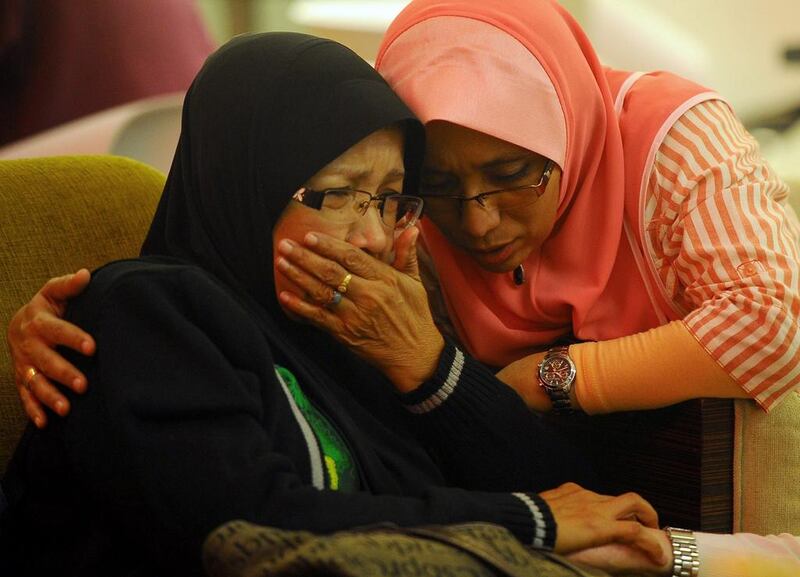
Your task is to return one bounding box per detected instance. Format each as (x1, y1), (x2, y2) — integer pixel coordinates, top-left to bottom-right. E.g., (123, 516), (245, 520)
(364, 0), (800, 420)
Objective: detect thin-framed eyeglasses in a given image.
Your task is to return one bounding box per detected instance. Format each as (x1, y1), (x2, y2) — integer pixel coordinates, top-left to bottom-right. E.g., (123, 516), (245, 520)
(292, 187), (424, 230)
(419, 158), (555, 217)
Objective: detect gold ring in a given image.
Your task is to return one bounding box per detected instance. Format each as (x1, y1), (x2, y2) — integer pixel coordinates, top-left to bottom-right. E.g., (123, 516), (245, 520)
(24, 367), (39, 391)
(337, 273), (353, 294)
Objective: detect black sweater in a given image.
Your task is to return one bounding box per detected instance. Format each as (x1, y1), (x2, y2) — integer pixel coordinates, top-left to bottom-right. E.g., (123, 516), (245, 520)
(1, 259), (592, 576)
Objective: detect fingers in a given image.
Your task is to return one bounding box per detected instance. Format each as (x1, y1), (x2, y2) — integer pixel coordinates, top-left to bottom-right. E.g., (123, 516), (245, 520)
(15, 310), (92, 393)
(545, 481), (586, 497)
(276, 257), (339, 305)
(596, 523), (668, 566)
(302, 232), (380, 280)
(278, 238), (360, 293)
(277, 238), (370, 304)
(608, 492), (660, 529)
(543, 483), (664, 560)
(565, 538), (668, 574)
(41, 269), (92, 307)
(278, 288), (344, 334)
(619, 524), (669, 565)
(391, 227), (421, 279)
(276, 251), (359, 308)
(19, 367), (71, 418)
(19, 386), (49, 429)
(29, 311), (95, 357)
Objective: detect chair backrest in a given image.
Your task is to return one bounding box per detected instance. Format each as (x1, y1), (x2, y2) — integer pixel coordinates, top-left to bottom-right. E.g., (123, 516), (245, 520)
(0, 155), (164, 473)
(0, 93), (183, 175)
(733, 393), (800, 534)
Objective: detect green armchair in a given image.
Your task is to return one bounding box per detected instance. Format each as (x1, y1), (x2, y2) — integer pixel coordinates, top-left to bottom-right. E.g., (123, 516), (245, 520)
(0, 155), (164, 472)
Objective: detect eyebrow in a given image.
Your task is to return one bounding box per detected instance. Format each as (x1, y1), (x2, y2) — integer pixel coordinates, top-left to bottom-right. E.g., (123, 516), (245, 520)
(479, 153), (534, 170)
(423, 154), (534, 175)
(336, 167), (405, 181)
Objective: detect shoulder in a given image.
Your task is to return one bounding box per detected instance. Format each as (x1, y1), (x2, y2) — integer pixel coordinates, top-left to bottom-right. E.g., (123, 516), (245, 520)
(65, 258), (278, 394)
(83, 257), (234, 304)
(69, 257), (259, 338)
(87, 256), (223, 295)
(647, 99), (785, 220)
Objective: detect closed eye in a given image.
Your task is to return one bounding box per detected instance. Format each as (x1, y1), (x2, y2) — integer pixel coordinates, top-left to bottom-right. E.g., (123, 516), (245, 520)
(487, 160), (533, 184)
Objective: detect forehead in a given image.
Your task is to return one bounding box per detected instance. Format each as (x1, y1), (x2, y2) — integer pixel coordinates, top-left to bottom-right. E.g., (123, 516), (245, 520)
(424, 121), (536, 166)
(310, 126), (405, 183)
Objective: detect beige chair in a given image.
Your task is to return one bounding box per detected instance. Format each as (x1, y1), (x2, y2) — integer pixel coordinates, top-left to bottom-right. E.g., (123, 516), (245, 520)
(733, 394), (800, 534)
(0, 155), (164, 473)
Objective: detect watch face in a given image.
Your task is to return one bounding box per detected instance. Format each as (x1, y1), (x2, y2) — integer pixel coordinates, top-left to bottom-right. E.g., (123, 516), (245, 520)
(539, 354), (575, 389)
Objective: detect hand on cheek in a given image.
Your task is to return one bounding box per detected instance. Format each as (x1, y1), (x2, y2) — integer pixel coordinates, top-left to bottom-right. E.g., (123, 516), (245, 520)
(275, 230), (444, 392)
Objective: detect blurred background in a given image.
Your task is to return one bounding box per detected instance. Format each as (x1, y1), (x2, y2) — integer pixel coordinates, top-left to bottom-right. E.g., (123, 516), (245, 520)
(2, 0), (798, 200)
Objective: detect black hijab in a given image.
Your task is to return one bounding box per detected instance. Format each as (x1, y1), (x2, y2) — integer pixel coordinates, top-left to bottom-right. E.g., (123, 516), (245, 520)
(141, 32), (424, 324)
(139, 34), (427, 473)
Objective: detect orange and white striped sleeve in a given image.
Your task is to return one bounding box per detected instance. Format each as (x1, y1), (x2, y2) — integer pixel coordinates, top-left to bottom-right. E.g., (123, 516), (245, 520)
(645, 99), (800, 410)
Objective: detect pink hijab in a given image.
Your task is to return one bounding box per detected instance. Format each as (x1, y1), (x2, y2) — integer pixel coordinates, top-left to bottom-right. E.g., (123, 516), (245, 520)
(377, 0), (716, 366)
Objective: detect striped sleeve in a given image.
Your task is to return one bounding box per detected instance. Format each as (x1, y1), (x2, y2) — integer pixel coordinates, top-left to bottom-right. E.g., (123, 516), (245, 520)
(644, 99), (800, 409)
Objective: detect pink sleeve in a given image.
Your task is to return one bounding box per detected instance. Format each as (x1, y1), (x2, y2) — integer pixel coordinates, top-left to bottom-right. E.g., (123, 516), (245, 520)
(695, 531), (800, 577)
(648, 99), (800, 410)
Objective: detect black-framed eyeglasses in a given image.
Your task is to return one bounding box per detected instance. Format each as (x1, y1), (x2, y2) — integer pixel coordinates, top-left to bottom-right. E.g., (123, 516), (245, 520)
(419, 159), (555, 218)
(292, 187), (424, 231)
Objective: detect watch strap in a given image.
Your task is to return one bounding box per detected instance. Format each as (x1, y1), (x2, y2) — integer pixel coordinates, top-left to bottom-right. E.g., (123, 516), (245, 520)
(539, 346), (575, 415)
(665, 527), (700, 577)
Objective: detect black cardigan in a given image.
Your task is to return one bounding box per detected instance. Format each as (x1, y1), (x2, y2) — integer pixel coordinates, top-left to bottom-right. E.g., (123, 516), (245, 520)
(1, 259), (592, 576)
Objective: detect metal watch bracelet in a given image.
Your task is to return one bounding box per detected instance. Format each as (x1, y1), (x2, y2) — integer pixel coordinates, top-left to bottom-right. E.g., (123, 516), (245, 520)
(665, 527), (700, 577)
(539, 346), (576, 414)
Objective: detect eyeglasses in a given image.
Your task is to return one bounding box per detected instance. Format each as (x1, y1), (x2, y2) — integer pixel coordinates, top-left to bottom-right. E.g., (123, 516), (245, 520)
(292, 187), (424, 231)
(419, 159), (555, 219)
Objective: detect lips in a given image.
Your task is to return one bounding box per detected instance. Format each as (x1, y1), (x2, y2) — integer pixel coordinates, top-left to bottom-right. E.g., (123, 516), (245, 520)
(472, 241), (516, 265)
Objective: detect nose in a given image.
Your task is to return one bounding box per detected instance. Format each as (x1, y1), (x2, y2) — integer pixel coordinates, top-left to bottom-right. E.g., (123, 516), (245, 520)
(346, 205), (390, 259)
(460, 197), (501, 239)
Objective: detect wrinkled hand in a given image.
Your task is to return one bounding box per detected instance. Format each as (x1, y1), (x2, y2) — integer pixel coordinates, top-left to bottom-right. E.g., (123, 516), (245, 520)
(567, 527), (672, 575)
(8, 270), (95, 427)
(276, 227), (444, 392)
(541, 482), (666, 566)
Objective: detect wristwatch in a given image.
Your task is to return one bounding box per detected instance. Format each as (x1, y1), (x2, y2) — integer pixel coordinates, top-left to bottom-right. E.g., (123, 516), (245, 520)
(537, 346), (576, 414)
(664, 527), (700, 577)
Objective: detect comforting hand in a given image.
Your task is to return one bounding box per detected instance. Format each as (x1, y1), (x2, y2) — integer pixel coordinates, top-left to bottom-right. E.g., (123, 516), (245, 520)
(567, 527), (672, 575)
(8, 269), (95, 427)
(276, 227), (444, 392)
(541, 482), (666, 566)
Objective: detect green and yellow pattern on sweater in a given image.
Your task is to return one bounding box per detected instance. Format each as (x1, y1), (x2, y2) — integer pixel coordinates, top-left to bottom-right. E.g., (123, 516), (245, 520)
(276, 366), (359, 491)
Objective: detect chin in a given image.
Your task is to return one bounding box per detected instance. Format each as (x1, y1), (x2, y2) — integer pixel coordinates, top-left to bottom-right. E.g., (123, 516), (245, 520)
(470, 256), (519, 274)
(471, 245), (529, 273)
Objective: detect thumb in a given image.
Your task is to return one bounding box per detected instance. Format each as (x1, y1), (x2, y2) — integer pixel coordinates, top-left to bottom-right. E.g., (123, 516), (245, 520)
(392, 227), (421, 280)
(43, 269), (92, 310)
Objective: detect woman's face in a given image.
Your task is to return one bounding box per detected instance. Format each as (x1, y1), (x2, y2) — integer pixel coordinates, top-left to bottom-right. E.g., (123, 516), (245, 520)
(272, 126), (405, 300)
(421, 121), (561, 273)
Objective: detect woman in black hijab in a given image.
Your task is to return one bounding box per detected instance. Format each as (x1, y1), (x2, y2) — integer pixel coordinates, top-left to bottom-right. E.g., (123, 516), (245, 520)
(0, 33), (660, 576)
